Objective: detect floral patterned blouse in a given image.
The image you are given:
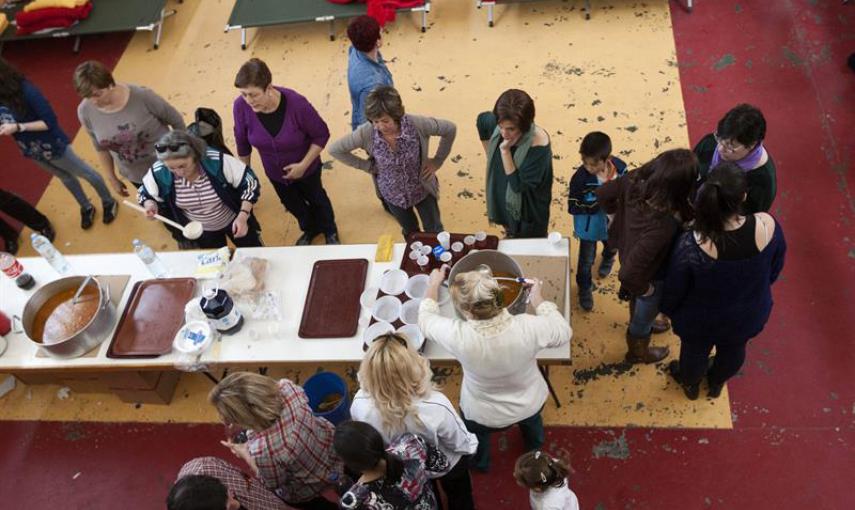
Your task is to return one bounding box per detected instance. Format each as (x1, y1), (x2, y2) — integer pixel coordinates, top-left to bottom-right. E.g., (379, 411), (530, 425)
(373, 115), (426, 209)
(340, 433), (438, 510)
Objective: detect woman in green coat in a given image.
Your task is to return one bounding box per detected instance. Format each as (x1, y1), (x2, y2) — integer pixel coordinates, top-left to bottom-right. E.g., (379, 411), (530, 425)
(477, 89), (553, 238)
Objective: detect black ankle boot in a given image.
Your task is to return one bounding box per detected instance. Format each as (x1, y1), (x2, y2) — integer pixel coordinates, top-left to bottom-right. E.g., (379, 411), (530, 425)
(668, 360), (700, 400)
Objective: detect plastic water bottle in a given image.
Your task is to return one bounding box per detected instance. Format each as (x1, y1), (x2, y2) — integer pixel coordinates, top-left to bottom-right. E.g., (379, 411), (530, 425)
(133, 239), (168, 278)
(30, 233), (70, 274)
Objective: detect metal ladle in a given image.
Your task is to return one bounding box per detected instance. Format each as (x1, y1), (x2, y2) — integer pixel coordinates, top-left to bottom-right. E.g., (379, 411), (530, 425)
(122, 200), (203, 240)
(71, 275), (93, 305)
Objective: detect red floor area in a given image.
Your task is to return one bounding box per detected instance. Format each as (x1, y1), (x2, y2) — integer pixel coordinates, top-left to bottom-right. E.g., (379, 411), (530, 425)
(0, 34), (130, 222)
(2, 1), (854, 509)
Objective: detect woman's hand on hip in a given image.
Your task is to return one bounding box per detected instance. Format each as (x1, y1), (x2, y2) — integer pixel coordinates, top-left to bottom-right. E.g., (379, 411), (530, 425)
(421, 159), (439, 179)
(232, 213), (249, 238)
(282, 161), (308, 180)
(143, 200), (158, 218)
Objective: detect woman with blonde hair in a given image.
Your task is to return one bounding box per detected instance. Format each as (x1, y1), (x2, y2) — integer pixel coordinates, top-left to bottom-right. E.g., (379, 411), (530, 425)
(209, 372), (342, 510)
(419, 265), (571, 472)
(350, 333), (478, 509)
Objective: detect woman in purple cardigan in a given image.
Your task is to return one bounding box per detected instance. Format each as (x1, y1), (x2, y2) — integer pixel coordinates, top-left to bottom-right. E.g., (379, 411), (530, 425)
(661, 162), (786, 400)
(233, 59), (339, 245)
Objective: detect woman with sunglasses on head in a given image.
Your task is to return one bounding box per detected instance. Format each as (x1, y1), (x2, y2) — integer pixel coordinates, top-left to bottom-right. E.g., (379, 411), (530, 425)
(138, 130), (262, 250)
(0, 57), (116, 230)
(351, 333), (478, 509)
(693, 104), (776, 214)
(74, 60), (186, 196)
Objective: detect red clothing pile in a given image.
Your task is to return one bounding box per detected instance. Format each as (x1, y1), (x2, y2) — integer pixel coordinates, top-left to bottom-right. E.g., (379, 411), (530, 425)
(367, 0), (425, 27)
(16, 2), (92, 36)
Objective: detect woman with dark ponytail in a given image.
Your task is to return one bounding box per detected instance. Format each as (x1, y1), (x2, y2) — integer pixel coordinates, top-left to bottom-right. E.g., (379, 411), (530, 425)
(334, 421), (437, 509)
(661, 162), (786, 400)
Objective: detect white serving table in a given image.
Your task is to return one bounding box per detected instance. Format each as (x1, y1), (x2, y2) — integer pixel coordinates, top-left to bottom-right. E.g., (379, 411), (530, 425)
(0, 238), (571, 402)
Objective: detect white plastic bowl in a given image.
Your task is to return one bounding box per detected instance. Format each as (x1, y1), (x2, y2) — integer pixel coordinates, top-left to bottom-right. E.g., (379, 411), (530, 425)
(400, 299), (422, 325)
(380, 269), (408, 296)
(363, 320), (394, 347)
(173, 320), (214, 355)
(396, 324), (425, 351)
(404, 274), (430, 299)
(372, 295), (402, 323)
(360, 287), (379, 311)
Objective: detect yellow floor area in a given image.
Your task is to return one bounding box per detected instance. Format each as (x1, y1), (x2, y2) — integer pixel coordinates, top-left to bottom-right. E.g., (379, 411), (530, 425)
(1, 0), (731, 428)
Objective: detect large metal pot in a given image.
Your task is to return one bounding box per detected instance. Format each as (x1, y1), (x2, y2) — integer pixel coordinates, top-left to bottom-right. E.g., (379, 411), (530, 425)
(22, 276), (115, 358)
(447, 249), (529, 318)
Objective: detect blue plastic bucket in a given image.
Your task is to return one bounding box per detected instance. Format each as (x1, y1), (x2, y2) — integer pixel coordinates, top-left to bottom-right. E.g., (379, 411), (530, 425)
(303, 371), (351, 425)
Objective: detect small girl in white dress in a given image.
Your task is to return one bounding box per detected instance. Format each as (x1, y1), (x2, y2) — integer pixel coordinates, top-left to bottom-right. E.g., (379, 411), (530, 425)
(514, 451), (580, 510)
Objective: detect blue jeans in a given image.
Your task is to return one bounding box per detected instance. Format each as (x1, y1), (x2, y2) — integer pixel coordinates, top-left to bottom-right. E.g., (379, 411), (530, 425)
(462, 409), (544, 471)
(628, 280), (664, 338)
(576, 239), (615, 291)
(33, 147), (113, 208)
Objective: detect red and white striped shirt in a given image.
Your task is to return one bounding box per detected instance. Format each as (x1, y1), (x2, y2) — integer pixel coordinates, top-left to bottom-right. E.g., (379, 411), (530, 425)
(174, 172), (236, 231)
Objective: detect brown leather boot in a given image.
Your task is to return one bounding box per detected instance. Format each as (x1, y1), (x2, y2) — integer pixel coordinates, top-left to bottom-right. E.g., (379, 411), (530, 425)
(625, 330), (669, 364)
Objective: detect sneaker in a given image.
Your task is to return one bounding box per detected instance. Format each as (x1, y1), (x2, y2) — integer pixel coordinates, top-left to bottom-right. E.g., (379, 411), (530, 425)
(296, 231), (319, 246)
(578, 287), (594, 311)
(102, 201), (118, 224)
(40, 222), (56, 242)
(325, 232), (341, 245)
(80, 205), (96, 230)
(597, 256), (615, 278)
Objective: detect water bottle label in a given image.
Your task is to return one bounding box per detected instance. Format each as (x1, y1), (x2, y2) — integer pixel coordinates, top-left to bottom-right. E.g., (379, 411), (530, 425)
(432, 245), (446, 260)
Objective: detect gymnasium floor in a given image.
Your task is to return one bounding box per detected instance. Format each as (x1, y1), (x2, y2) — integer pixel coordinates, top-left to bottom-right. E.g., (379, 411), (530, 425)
(0, 1), (853, 508)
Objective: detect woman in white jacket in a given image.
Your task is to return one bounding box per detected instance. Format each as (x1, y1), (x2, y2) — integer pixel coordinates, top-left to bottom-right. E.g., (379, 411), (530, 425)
(419, 265), (571, 472)
(350, 332), (479, 509)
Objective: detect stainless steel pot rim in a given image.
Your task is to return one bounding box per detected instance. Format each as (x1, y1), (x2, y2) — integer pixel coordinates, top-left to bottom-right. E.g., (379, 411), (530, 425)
(25, 276), (109, 346)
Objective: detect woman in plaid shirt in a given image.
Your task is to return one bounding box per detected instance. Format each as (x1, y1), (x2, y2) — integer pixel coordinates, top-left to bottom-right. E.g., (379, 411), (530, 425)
(210, 372), (343, 509)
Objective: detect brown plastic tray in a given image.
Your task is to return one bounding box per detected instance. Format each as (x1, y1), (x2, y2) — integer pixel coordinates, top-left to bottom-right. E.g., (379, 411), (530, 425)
(299, 259), (369, 339)
(107, 277), (197, 358)
(365, 232), (499, 351)
(399, 232), (499, 276)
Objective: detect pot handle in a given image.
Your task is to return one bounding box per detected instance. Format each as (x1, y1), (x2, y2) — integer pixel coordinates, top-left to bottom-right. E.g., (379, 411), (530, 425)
(12, 314), (23, 334)
(100, 281), (112, 309)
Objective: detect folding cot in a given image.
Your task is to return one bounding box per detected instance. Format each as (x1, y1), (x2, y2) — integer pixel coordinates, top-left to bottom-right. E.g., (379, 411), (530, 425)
(225, 0), (431, 49)
(0, 0), (177, 53)
(475, 0), (693, 27)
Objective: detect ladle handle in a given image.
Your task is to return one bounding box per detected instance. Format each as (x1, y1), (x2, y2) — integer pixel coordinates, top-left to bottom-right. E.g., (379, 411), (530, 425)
(122, 200), (185, 230)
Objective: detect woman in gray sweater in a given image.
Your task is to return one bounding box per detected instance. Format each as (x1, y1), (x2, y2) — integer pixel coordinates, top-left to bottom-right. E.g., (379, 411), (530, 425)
(74, 60), (186, 196)
(328, 86), (456, 237)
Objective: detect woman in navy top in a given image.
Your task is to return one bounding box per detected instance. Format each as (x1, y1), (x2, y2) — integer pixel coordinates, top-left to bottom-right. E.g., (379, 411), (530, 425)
(0, 58), (116, 230)
(661, 162), (786, 400)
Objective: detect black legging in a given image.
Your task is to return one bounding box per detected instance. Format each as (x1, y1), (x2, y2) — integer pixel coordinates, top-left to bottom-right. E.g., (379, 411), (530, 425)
(679, 337), (748, 386)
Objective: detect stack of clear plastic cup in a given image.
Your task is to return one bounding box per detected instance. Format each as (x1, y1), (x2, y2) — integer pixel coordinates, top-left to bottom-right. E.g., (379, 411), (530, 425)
(417, 255), (429, 272)
(463, 235), (476, 248)
(436, 231), (451, 250)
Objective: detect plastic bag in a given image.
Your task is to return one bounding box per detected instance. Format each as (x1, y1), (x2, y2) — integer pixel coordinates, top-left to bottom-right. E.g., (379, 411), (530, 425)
(220, 256), (268, 296)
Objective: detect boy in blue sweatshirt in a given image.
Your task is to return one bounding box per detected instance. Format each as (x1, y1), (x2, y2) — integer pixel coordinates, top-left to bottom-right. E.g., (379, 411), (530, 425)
(568, 132), (627, 311)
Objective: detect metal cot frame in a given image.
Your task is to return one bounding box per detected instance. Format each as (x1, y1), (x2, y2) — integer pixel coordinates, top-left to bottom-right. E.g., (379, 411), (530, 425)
(475, 0), (693, 27)
(0, 0), (179, 53)
(225, 0), (431, 50)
